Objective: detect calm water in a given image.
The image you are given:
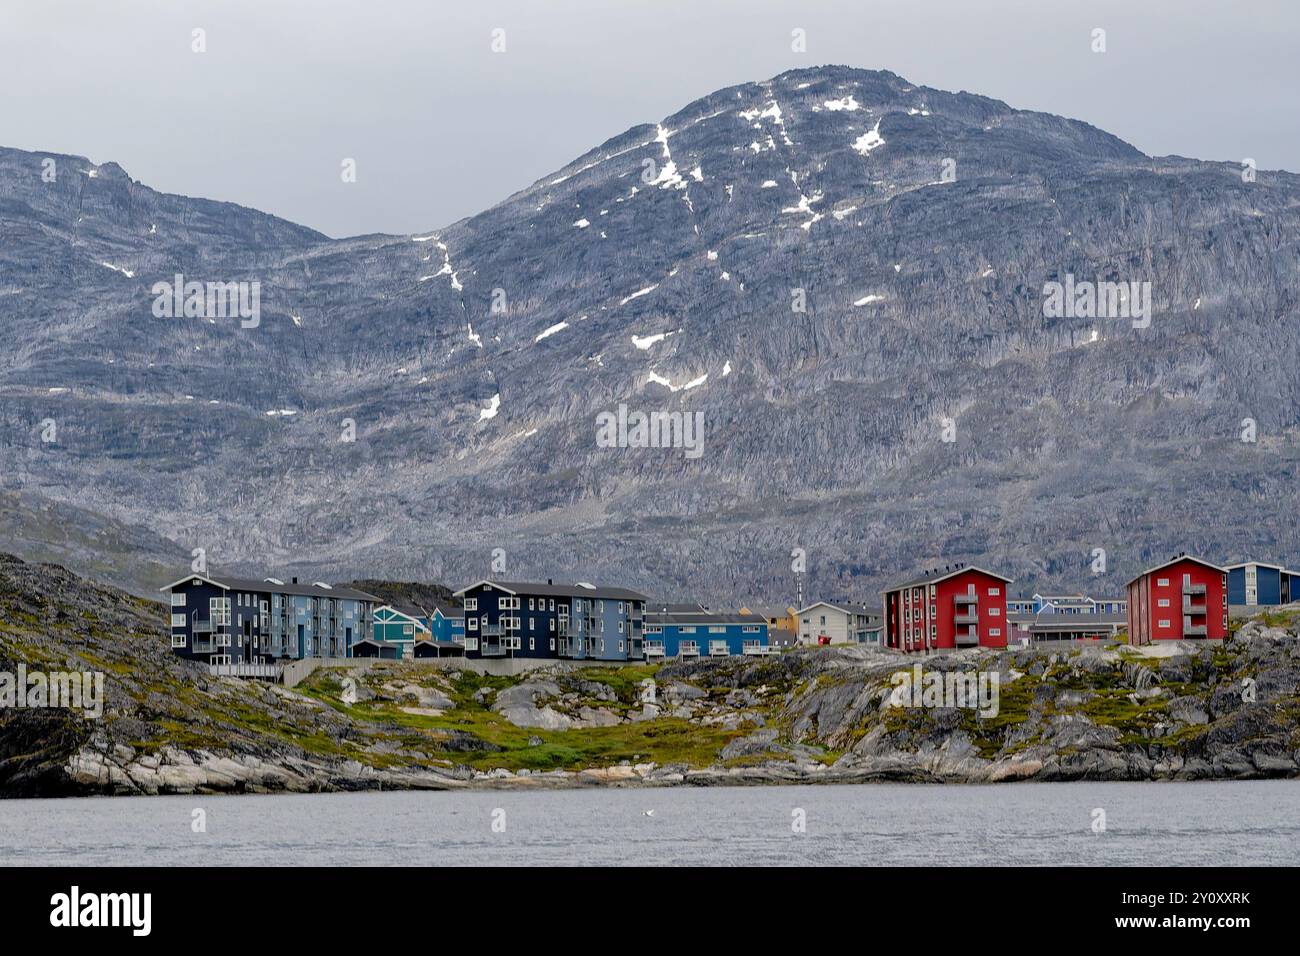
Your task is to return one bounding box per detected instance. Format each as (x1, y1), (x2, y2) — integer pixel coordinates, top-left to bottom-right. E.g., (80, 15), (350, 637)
(2, 781), (1297, 866)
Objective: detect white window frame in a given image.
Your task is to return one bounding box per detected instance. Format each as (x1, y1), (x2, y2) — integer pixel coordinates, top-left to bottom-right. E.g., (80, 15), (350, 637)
(171, 592), (186, 607)
(465, 598), (478, 611)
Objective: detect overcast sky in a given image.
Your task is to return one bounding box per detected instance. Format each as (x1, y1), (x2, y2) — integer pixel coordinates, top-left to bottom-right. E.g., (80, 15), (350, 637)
(2, 0), (1296, 238)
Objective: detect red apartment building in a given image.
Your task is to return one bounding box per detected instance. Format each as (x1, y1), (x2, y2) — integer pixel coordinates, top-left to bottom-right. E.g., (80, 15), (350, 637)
(1126, 555), (1228, 643)
(883, 565), (1012, 653)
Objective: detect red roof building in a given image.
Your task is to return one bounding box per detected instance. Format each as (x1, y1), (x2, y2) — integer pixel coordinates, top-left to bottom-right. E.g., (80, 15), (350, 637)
(1125, 555), (1228, 644)
(882, 565), (1012, 653)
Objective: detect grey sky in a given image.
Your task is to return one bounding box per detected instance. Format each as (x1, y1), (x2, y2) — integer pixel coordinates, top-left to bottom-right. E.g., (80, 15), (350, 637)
(3, 0), (1296, 239)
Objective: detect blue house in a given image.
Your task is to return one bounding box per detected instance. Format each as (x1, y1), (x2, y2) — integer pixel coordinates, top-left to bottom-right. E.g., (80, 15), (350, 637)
(428, 601), (466, 644)
(644, 604), (769, 658)
(455, 580), (647, 661)
(1226, 561), (1298, 607)
(163, 573), (379, 664)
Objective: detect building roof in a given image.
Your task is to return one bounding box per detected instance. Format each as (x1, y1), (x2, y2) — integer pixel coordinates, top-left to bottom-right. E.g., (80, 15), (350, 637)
(429, 599), (464, 619)
(1124, 555), (1226, 587)
(161, 572), (380, 602)
(1223, 560), (1288, 571)
(1009, 612), (1126, 628)
(646, 607), (767, 627)
(796, 600), (879, 618)
(454, 579), (648, 601)
(390, 603), (429, 621)
(768, 627), (798, 645)
(882, 564), (1013, 593)
(743, 604), (796, 619)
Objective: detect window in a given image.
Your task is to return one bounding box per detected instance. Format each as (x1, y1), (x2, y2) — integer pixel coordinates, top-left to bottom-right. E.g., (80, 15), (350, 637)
(618, 641), (624, 652)
(171, 633), (186, 648)
(210, 597), (230, 626)
(989, 628), (1001, 637)
(549, 618), (555, 631)
(468, 618), (478, 630)
(465, 598), (477, 611)
(549, 638), (555, 650)
(528, 598), (535, 611)
(1158, 619), (1170, 628)
(171, 592), (186, 607)
(171, 613), (186, 628)
(989, 608), (1000, 617)
(989, 587), (1000, 596)
(680, 626), (696, 634)
(403, 624), (414, 635)
(529, 638), (535, 650)
(618, 602), (624, 613)
(549, 599), (555, 612)
(1157, 598), (1169, 607)
(530, 618), (536, 631)
(618, 621), (624, 633)
(1157, 578), (1169, 587)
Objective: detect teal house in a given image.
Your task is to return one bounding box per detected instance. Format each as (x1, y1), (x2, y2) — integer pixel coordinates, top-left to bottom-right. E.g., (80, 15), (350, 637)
(357, 604), (430, 659)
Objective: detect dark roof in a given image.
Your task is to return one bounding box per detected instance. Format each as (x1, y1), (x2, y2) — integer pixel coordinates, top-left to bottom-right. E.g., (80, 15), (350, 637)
(1008, 612), (1126, 628)
(392, 603), (428, 620)
(163, 573), (380, 602)
(646, 607), (766, 627)
(768, 627), (798, 645)
(455, 579), (648, 601)
(430, 600), (465, 619)
(882, 565), (1013, 593)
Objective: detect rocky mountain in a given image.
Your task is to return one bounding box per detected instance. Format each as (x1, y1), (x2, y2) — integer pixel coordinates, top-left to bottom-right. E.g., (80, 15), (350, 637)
(3, 553), (1297, 797)
(3, 65), (1300, 605)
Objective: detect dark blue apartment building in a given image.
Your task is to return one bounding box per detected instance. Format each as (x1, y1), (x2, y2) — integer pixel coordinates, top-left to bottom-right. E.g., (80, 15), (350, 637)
(1225, 561), (1300, 608)
(163, 573), (379, 664)
(455, 580), (647, 661)
(644, 604), (770, 658)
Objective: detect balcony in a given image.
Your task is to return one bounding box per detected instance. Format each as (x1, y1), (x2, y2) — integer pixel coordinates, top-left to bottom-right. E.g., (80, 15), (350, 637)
(210, 662), (281, 681)
(630, 606), (644, 621)
(954, 592), (978, 606)
(741, 641), (770, 655)
(479, 642), (509, 657)
(1183, 583), (1207, 596)
(481, 624), (504, 637)
(954, 627), (979, 647)
(644, 641), (665, 658)
(1183, 622), (1208, 637)
(556, 639), (579, 658)
(954, 612), (979, 625)
(680, 642), (700, 657)
(192, 619), (219, 634)
(708, 640), (730, 657)
(1182, 599), (1207, 616)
